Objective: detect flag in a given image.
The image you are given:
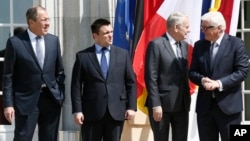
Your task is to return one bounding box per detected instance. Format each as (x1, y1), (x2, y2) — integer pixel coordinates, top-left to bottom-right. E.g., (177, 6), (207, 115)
(113, 0), (136, 51)
(214, 0), (240, 35)
(131, 0), (164, 59)
(200, 0), (240, 37)
(132, 0), (164, 114)
(131, 0), (144, 60)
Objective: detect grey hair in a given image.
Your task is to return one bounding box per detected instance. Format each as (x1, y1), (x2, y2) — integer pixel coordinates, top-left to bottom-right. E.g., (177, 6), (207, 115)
(201, 11), (226, 31)
(167, 12), (188, 28)
(26, 5), (46, 25)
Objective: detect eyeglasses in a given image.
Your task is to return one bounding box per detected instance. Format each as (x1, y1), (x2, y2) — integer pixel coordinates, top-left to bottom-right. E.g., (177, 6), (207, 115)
(200, 26), (215, 31)
(178, 24), (189, 28)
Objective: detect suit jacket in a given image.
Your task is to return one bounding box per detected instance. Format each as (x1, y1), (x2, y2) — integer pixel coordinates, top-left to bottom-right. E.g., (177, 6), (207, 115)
(189, 34), (249, 115)
(3, 30), (65, 115)
(0, 49), (10, 124)
(145, 34), (191, 112)
(0, 49), (5, 91)
(71, 45), (136, 121)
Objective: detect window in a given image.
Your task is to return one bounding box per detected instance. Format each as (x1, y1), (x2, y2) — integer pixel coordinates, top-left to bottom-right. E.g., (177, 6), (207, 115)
(0, 0), (33, 51)
(237, 0), (250, 123)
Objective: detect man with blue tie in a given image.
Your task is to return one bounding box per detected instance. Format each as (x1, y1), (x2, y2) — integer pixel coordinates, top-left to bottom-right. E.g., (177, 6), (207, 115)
(189, 11), (249, 141)
(3, 5), (65, 141)
(71, 18), (137, 141)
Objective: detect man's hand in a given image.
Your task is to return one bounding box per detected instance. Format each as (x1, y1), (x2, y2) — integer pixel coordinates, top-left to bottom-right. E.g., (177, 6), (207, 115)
(4, 107), (15, 124)
(153, 106), (162, 122)
(125, 109), (136, 120)
(202, 77), (219, 90)
(74, 113), (84, 126)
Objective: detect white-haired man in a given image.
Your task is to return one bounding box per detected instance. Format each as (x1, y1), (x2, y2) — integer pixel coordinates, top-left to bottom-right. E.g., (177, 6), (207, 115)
(145, 12), (191, 141)
(189, 11), (249, 141)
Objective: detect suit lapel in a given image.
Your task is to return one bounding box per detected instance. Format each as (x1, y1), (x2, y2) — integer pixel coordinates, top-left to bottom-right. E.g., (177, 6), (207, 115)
(179, 41), (188, 60)
(107, 45), (116, 79)
(203, 42), (213, 74)
(178, 41), (188, 68)
(163, 34), (186, 69)
(89, 45), (117, 80)
(212, 35), (229, 71)
(21, 31), (41, 69)
(88, 46), (105, 79)
(43, 35), (50, 70)
(162, 35), (176, 60)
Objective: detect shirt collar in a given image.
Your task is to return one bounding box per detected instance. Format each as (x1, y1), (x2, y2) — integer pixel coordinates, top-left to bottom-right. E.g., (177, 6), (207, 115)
(95, 43), (110, 52)
(212, 32), (225, 46)
(27, 29), (44, 40)
(166, 32), (178, 45)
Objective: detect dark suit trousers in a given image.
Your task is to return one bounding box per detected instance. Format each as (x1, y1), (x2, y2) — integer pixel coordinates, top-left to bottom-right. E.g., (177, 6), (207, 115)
(148, 108), (189, 141)
(14, 88), (61, 141)
(81, 110), (124, 141)
(197, 99), (241, 141)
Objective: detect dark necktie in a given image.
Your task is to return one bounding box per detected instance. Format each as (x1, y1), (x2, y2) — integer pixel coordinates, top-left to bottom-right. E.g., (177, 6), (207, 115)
(175, 42), (182, 59)
(210, 42), (218, 69)
(175, 42), (182, 66)
(36, 36), (44, 68)
(101, 47), (108, 79)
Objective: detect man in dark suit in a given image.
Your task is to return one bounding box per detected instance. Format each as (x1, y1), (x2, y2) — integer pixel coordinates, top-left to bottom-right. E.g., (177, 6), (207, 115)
(189, 11), (249, 141)
(144, 12), (191, 141)
(71, 18), (137, 141)
(3, 6), (65, 141)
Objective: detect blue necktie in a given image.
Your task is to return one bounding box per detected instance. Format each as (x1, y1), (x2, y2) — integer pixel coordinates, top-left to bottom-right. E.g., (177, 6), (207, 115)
(36, 36), (44, 68)
(101, 48), (108, 79)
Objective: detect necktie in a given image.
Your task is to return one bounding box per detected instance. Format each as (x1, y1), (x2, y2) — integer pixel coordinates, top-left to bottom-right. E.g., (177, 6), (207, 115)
(175, 42), (182, 66)
(101, 47), (108, 79)
(175, 42), (182, 59)
(210, 42), (218, 68)
(36, 36), (44, 68)
(210, 42), (219, 98)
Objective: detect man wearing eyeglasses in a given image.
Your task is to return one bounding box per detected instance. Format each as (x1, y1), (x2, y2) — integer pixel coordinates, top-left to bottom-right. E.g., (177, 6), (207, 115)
(189, 11), (249, 141)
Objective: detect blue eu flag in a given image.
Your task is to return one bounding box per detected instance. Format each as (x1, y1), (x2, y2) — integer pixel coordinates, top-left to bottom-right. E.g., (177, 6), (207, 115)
(113, 0), (136, 51)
